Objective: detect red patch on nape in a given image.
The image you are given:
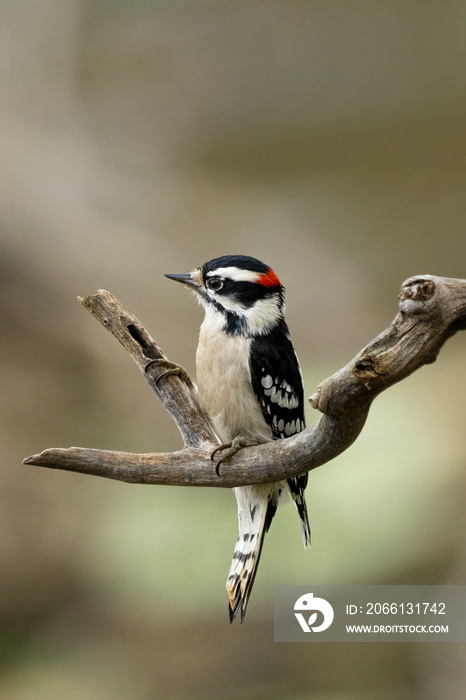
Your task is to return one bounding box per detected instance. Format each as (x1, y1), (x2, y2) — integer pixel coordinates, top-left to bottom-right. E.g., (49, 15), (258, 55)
(258, 268), (281, 288)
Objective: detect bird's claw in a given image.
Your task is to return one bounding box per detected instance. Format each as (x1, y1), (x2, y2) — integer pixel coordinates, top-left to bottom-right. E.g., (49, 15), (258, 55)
(211, 437), (260, 476)
(145, 359), (194, 388)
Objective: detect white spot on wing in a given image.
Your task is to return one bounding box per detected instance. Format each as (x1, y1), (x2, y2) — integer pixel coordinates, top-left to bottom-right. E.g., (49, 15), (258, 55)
(268, 389), (299, 409)
(261, 375), (273, 389)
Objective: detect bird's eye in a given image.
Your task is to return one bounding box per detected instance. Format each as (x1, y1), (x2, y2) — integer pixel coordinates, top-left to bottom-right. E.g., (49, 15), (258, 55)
(206, 277), (223, 292)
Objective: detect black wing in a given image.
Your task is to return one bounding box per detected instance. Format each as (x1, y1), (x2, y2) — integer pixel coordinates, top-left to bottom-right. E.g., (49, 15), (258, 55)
(249, 320), (310, 546)
(249, 319), (305, 438)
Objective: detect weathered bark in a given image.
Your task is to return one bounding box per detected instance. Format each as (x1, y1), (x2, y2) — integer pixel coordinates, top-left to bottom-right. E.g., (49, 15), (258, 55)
(23, 275), (466, 487)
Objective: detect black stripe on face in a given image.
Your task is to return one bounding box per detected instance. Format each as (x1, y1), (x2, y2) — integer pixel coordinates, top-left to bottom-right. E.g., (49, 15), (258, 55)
(216, 279), (283, 309)
(198, 289), (247, 335)
(225, 311), (247, 335)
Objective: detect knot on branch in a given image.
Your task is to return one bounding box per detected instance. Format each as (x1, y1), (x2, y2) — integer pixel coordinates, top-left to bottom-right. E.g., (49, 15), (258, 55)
(398, 276), (440, 322)
(354, 356), (380, 386)
(400, 277), (436, 303)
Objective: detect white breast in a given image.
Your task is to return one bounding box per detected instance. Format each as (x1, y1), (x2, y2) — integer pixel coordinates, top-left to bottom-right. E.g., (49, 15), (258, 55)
(195, 308), (272, 444)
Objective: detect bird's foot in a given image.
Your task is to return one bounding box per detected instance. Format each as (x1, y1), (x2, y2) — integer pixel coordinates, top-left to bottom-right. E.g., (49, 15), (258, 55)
(211, 436), (260, 476)
(145, 359), (194, 389)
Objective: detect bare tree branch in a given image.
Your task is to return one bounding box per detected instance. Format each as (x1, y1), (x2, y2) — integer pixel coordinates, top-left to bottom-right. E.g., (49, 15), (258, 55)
(23, 276), (466, 487)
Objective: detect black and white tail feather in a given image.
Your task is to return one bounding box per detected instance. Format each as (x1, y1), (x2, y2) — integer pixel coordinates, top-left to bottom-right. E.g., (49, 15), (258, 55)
(165, 254), (311, 623)
(227, 472), (310, 622)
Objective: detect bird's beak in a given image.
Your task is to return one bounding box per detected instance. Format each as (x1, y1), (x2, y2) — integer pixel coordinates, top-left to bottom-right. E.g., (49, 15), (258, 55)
(164, 271), (199, 289)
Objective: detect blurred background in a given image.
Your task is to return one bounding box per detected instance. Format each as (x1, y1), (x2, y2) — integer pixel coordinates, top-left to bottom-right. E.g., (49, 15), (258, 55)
(3, 1), (466, 698)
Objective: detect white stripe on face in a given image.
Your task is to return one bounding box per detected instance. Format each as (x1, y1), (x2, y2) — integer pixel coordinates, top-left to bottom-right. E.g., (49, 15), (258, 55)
(205, 267), (261, 284)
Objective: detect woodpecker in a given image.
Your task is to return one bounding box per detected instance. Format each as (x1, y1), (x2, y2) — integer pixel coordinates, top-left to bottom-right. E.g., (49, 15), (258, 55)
(166, 254), (310, 622)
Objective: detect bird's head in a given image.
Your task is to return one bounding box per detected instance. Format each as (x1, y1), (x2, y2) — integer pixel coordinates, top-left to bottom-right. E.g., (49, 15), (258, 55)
(165, 254), (285, 336)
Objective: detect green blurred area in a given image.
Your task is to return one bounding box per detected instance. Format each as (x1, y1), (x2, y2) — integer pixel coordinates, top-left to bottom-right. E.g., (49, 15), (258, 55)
(3, 1), (466, 698)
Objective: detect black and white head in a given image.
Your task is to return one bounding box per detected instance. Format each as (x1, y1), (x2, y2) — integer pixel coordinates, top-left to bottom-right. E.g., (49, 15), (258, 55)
(166, 255), (285, 336)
